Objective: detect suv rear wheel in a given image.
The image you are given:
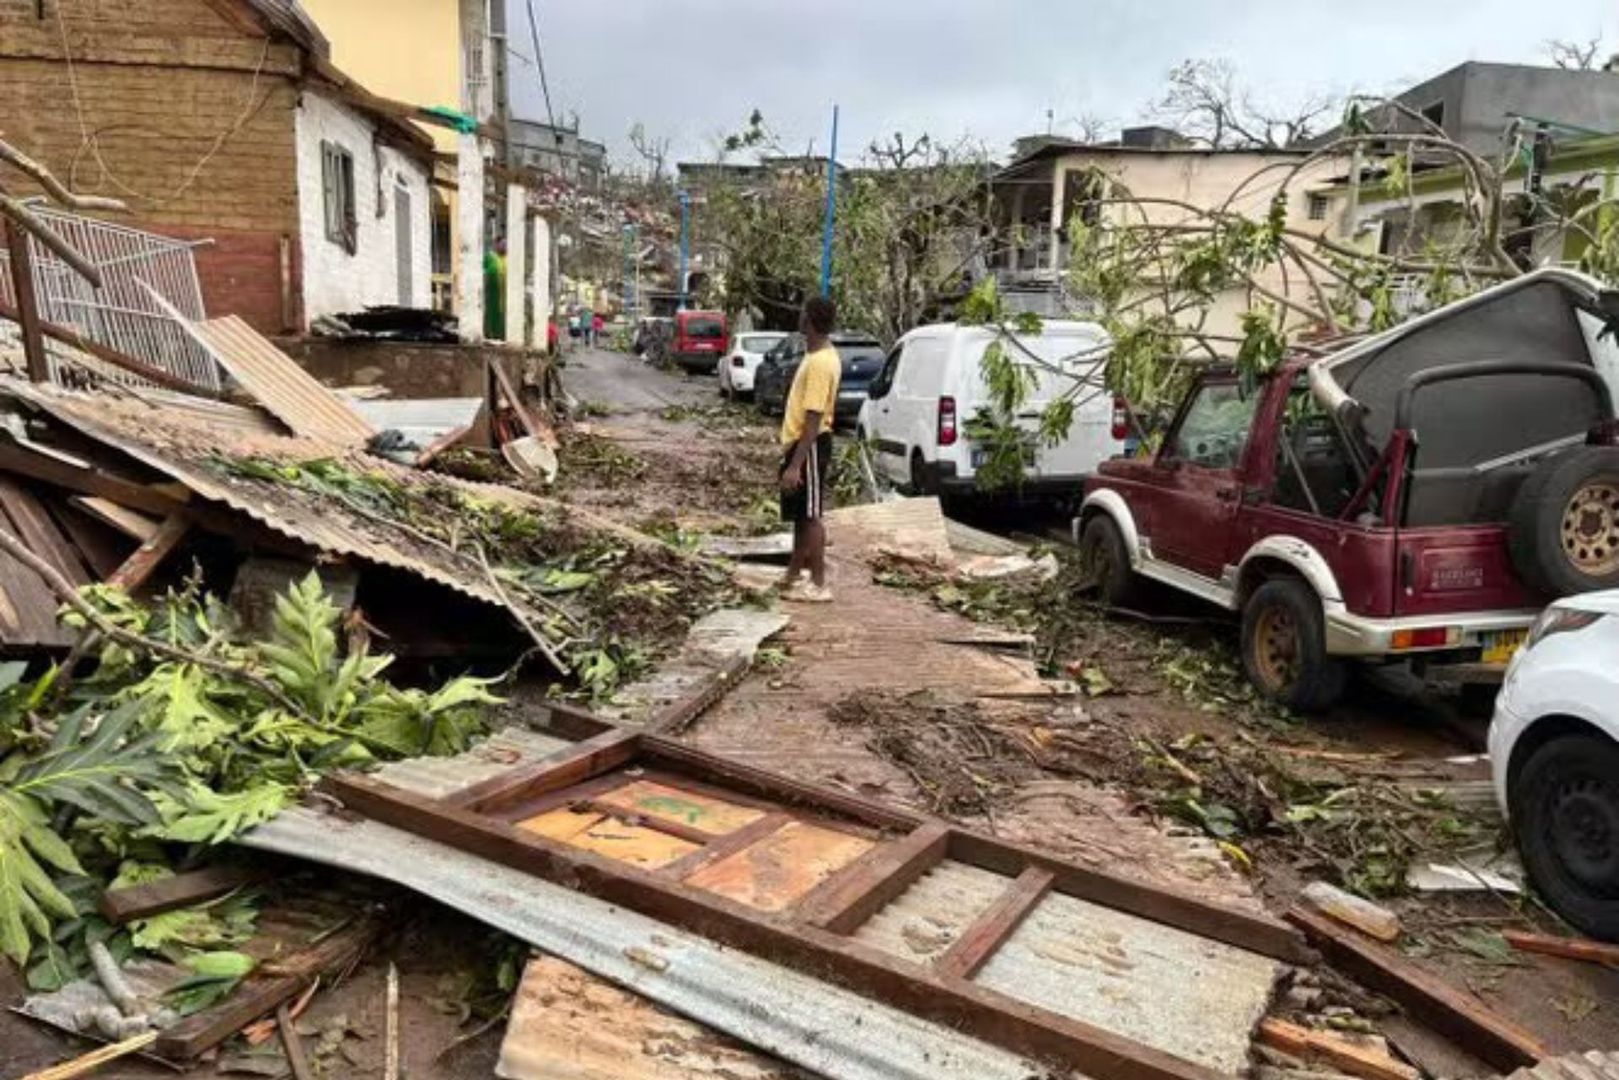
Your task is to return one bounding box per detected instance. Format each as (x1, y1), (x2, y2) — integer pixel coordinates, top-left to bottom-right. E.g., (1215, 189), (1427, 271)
(1512, 734), (1619, 940)
(1078, 515), (1139, 608)
(1509, 447), (1619, 596)
(1240, 578), (1347, 712)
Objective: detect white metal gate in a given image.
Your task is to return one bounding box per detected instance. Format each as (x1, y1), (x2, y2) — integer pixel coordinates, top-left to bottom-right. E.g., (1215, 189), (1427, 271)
(0, 206), (224, 391)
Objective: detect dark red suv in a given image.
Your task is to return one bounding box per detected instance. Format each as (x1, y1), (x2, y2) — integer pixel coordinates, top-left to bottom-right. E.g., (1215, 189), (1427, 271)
(1077, 269), (1619, 710)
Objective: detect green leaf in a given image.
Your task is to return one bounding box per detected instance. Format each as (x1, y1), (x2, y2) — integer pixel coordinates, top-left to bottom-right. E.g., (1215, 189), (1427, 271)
(26, 938), (77, 991)
(144, 783), (288, 845)
(183, 949), (256, 980)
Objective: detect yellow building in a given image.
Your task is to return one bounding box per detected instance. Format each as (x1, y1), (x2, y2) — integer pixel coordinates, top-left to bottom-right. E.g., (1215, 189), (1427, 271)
(300, 0), (465, 309)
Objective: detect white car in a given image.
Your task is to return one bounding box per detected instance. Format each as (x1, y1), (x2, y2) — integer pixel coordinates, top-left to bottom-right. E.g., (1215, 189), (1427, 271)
(1489, 591), (1619, 941)
(719, 332), (788, 399)
(855, 320), (1122, 498)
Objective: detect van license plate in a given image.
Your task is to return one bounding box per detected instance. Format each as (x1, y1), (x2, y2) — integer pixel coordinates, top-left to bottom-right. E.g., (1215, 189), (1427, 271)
(971, 448), (1035, 469)
(1481, 629), (1527, 666)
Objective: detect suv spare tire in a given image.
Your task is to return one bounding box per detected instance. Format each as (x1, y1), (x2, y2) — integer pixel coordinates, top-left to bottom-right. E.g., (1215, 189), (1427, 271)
(1508, 446), (1619, 596)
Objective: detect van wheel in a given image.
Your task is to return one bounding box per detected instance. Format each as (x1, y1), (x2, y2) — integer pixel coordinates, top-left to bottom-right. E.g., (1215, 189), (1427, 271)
(1512, 734), (1619, 940)
(909, 451), (935, 496)
(1240, 578), (1347, 712)
(1078, 515), (1139, 608)
(1509, 447), (1619, 596)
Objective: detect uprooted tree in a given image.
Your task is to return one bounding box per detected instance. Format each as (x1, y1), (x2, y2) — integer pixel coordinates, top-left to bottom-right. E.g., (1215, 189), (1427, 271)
(958, 96), (1619, 488)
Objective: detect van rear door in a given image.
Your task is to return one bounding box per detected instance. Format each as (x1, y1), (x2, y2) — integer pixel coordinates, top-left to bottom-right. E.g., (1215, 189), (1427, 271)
(964, 326), (1117, 481)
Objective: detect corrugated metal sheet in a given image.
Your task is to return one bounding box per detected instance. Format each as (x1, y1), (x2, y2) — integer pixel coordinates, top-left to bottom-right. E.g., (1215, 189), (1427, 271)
(350, 397), (484, 448)
(240, 805), (1056, 1080)
(497, 956), (813, 1079)
(1505, 1050), (1619, 1080)
(189, 316), (375, 446)
(976, 888), (1279, 1074)
(0, 380), (544, 634)
(854, 861), (1010, 963)
(374, 726), (570, 799)
(122, 387), (283, 438)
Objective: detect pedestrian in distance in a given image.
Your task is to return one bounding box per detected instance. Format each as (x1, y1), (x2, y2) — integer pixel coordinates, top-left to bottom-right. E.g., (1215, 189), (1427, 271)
(592, 311), (605, 347)
(778, 296), (840, 603)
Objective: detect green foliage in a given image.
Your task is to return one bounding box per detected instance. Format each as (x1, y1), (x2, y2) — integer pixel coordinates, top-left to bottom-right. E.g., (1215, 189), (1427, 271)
(166, 949), (256, 1015)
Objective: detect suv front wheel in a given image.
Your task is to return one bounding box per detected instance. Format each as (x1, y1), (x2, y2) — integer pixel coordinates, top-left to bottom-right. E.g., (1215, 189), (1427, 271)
(1078, 515), (1139, 608)
(1240, 578), (1347, 712)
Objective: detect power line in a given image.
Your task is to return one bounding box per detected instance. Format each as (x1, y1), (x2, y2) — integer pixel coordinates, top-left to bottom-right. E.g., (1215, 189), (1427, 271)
(523, 0), (558, 133)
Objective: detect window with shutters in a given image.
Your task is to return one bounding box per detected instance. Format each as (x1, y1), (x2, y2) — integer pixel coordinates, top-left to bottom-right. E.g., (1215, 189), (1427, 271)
(321, 141), (357, 254)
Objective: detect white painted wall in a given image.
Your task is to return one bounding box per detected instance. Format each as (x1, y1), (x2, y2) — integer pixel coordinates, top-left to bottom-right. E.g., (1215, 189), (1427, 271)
(294, 88), (433, 324)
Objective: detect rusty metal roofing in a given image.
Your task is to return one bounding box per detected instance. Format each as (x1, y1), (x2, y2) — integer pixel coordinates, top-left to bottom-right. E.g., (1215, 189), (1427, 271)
(1503, 1050), (1619, 1080)
(0, 379), (543, 634)
(187, 316), (375, 446)
(240, 732), (1056, 1080)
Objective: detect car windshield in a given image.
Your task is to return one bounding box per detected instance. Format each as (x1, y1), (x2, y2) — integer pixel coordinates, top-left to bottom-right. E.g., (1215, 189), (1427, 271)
(838, 346), (886, 373)
(741, 334), (783, 352)
(685, 318), (725, 339)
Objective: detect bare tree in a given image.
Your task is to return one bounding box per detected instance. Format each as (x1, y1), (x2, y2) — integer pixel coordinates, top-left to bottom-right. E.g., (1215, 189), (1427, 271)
(1545, 36), (1605, 70)
(1151, 59), (1337, 148)
(626, 121), (672, 186)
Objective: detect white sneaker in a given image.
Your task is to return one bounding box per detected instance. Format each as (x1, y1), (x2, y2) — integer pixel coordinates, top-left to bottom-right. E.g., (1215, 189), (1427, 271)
(783, 582), (834, 604)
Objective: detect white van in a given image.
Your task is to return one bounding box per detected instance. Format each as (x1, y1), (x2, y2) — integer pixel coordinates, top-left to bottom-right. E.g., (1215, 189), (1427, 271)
(855, 320), (1123, 498)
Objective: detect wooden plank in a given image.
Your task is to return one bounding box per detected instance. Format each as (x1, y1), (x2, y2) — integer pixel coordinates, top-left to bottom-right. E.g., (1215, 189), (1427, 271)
(641, 736), (925, 833)
(0, 477), (89, 585)
(951, 831), (1311, 965)
(277, 1004), (314, 1080)
(154, 917), (381, 1060)
(936, 867), (1055, 980)
(1286, 906), (1545, 1071)
(498, 772), (637, 824)
(796, 821), (951, 934)
(106, 514), (188, 592)
(488, 355), (542, 441)
(70, 496), (161, 542)
(1501, 929), (1619, 967)
(446, 728), (641, 813)
(541, 700), (621, 740)
(1257, 1018), (1420, 1080)
(0, 441), (185, 517)
(321, 772), (1220, 1080)
(51, 503), (131, 580)
(659, 812), (792, 882)
(575, 798), (720, 845)
(98, 865), (259, 924)
(4, 217), (49, 383)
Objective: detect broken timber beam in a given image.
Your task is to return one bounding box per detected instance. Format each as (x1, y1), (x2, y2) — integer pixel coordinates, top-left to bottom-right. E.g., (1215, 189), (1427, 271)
(3, 217), (48, 383)
(320, 770), (1223, 1080)
(99, 864), (259, 924)
(645, 652), (752, 735)
(155, 916), (381, 1060)
(936, 866), (1055, 979)
(106, 513), (187, 592)
(1501, 929), (1619, 967)
(445, 728), (641, 814)
(798, 821), (951, 933)
(1257, 1018), (1419, 1080)
(1286, 906), (1545, 1071)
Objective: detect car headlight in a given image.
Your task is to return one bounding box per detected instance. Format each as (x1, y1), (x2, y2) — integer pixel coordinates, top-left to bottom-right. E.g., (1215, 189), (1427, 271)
(1523, 607), (1603, 652)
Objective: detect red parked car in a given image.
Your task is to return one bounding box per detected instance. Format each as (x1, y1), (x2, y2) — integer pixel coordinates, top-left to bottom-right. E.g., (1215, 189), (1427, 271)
(672, 310), (730, 374)
(1077, 268), (1619, 710)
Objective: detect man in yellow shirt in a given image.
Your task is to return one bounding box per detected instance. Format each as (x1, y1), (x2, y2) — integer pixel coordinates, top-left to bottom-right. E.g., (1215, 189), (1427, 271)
(779, 296), (841, 602)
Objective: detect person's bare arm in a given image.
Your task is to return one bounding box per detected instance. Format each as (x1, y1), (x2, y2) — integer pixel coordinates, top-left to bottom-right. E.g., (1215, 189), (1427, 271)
(782, 410), (823, 490)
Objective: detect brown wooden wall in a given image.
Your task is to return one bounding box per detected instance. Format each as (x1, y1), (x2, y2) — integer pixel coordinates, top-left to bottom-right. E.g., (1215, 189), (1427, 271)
(0, 0), (307, 333)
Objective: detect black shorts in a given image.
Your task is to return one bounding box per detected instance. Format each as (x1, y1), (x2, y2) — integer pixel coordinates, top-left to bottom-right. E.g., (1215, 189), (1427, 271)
(780, 433), (833, 524)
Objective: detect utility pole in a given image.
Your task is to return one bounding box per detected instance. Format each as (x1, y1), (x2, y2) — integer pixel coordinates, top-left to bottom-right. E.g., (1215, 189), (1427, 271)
(677, 190), (691, 310)
(819, 105), (839, 297)
(622, 222), (638, 320)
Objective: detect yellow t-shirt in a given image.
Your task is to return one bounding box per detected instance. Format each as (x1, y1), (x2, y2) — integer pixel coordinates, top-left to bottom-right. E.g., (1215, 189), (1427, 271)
(780, 345), (841, 446)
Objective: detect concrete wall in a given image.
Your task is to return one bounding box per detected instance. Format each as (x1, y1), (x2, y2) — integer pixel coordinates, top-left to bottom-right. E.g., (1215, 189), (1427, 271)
(294, 89), (433, 322)
(1457, 65), (1619, 154)
(275, 338), (493, 398)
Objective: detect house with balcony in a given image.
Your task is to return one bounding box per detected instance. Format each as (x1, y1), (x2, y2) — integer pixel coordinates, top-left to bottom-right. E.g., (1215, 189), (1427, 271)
(983, 128), (1339, 333)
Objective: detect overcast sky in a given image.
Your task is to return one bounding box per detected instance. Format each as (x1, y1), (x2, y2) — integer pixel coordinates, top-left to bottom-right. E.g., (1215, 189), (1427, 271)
(503, 0), (1617, 167)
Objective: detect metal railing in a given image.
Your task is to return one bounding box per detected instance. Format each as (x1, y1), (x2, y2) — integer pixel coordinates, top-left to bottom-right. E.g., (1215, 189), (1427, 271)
(0, 207), (223, 390)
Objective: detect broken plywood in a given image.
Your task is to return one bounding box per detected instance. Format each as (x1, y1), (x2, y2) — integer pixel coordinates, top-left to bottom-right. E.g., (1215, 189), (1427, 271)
(827, 496), (953, 564)
(685, 820), (873, 911)
(497, 956), (810, 1079)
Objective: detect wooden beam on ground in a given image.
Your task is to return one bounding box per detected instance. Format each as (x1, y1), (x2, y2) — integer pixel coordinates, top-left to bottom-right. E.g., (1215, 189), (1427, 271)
(1257, 1018), (1420, 1080)
(320, 772), (1220, 1080)
(936, 867), (1055, 980)
(106, 513), (188, 591)
(1501, 929), (1619, 968)
(797, 821), (951, 934)
(69, 496), (160, 542)
(3, 217), (48, 383)
(487, 356), (543, 442)
(1286, 906), (1545, 1071)
(0, 298), (222, 396)
(0, 441), (186, 518)
(154, 916), (380, 1060)
(277, 1003), (314, 1080)
(445, 728), (641, 813)
(540, 700), (619, 741)
(99, 865), (259, 924)
(952, 830), (1311, 965)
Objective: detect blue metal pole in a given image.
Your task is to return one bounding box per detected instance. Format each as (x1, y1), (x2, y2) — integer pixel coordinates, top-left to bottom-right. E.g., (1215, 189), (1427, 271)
(819, 105), (839, 296)
(677, 190), (691, 311)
